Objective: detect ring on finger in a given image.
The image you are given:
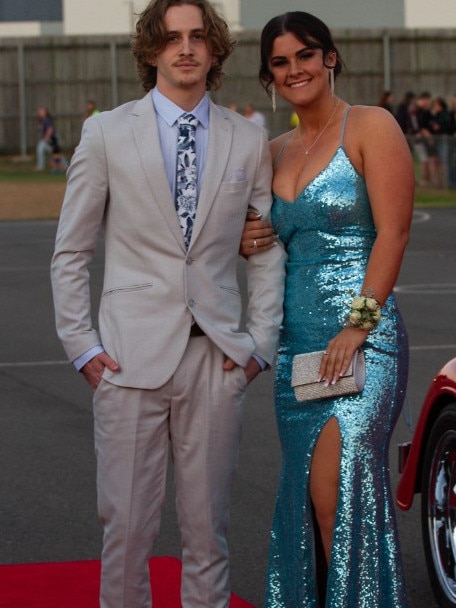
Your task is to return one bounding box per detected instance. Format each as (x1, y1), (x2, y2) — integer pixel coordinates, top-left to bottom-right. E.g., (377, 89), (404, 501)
(323, 351), (330, 356)
(253, 239), (258, 248)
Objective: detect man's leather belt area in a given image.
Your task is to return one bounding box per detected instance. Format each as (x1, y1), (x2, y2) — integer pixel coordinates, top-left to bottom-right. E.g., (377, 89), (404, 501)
(190, 323), (206, 337)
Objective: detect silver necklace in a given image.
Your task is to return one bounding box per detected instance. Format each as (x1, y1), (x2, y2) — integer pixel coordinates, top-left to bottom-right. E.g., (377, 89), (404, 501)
(297, 98), (340, 155)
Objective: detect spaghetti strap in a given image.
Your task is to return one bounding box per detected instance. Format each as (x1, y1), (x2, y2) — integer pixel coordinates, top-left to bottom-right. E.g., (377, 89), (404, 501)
(273, 131), (295, 167)
(339, 105), (351, 147)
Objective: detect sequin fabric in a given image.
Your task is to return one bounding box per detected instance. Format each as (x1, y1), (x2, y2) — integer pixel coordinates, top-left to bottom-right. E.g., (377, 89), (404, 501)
(266, 119), (409, 607)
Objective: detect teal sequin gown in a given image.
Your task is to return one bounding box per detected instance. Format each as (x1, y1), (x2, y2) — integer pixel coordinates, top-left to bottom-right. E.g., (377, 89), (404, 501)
(266, 109), (409, 608)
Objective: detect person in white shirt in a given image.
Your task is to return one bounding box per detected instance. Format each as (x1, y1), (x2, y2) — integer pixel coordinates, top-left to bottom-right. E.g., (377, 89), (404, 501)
(243, 101), (267, 130)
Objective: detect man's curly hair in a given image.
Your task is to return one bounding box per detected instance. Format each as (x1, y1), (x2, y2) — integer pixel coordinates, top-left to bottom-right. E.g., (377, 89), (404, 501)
(131, 0), (236, 92)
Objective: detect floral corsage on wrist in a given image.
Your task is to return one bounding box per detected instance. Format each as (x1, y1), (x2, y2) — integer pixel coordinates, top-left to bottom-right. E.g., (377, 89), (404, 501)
(347, 295), (381, 330)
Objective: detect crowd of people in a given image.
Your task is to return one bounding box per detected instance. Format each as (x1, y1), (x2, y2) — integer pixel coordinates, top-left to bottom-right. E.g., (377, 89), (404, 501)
(380, 89), (456, 186)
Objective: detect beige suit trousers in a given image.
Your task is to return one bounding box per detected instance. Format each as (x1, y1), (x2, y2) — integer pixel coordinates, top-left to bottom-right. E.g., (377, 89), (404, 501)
(93, 336), (247, 608)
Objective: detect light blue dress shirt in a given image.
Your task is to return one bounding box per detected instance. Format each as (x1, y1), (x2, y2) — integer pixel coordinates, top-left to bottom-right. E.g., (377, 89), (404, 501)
(152, 87), (209, 198)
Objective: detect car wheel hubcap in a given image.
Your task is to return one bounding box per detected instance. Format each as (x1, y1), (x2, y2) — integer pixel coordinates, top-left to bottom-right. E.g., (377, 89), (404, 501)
(427, 430), (456, 601)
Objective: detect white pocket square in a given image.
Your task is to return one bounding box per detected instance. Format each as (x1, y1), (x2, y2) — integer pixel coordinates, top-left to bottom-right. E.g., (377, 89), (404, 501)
(225, 167), (247, 182)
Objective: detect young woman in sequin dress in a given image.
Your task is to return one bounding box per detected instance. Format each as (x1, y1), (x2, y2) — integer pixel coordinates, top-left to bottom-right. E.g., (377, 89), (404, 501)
(241, 11), (414, 608)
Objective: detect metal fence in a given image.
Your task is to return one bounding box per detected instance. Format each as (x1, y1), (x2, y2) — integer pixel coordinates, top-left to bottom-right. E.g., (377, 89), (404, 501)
(2, 27), (456, 185)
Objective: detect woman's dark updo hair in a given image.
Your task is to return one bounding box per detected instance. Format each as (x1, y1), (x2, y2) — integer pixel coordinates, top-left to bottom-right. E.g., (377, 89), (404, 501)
(259, 11), (343, 96)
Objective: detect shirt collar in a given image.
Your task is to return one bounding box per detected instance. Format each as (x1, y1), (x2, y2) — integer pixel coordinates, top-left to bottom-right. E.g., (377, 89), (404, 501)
(152, 87), (210, 128)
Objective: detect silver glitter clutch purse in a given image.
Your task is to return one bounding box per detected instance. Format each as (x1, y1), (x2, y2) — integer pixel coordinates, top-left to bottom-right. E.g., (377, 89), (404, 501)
(291, 349), (366, 402)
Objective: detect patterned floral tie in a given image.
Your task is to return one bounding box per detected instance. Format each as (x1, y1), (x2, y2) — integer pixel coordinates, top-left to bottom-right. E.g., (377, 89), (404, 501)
(175, 113), (198, 248)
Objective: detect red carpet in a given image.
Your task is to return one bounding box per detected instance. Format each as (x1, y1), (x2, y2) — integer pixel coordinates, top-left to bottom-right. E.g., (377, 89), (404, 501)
(0, 556), (255, 607)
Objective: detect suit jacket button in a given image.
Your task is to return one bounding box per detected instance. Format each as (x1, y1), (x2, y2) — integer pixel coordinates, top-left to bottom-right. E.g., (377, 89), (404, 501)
(188, 299), (195, 307)
(186, 257), (193, 265)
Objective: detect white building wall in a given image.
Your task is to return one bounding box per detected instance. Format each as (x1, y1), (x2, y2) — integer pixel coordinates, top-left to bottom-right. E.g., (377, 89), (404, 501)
(214, 0), (241, 30)
(0, 22), (44, 36)
(63, 0), (240, 35)
(1, 0), (456, 37)
(0, 21), (62, 37)
(63, 0), (139, 35)
(404, 0), (456, 28)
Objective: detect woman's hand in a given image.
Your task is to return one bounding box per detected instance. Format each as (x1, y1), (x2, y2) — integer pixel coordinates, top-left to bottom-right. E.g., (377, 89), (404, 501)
(240, 209), (277, 258)
(318, 326), (369, 386)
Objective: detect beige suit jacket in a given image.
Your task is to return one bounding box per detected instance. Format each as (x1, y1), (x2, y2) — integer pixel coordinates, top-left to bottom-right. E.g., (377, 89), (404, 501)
(51, 92), (285, 389)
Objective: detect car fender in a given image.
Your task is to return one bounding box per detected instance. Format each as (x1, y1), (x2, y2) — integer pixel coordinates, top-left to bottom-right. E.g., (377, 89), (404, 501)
(396, 357), (456, 511)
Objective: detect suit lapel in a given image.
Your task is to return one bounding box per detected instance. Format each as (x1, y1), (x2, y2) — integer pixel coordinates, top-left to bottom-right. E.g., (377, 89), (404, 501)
(190, 102), (233, 248)
(129, 93), (186, 250)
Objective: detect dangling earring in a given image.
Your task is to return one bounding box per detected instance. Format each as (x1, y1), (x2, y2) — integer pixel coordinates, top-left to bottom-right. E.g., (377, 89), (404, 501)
(329, 68), (335, 97)
(271, 85), (277, 113)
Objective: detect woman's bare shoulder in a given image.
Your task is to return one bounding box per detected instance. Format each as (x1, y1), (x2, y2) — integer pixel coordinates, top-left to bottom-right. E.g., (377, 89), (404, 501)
(348, 104), (400, 132)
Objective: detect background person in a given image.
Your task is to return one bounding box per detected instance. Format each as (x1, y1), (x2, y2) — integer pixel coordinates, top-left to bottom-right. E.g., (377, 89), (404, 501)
(448, 93), (456, 134)
(378, 89), (394, 113)
(50, 1), (285, 607)
(395, 90), (416, 134)
(83, 99), (100, 120)
(49, 133), (68, 174)
(290, 111), (299, 127)
(241, 10), (414, 607)
(408, 91), (436, 186)
(429, 96), (452, 186)
(35, 107), (55, 171)
(243, 101), (267, 129)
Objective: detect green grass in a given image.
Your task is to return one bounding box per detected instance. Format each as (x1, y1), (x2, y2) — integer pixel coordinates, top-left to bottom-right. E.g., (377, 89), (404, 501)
(0, 155), (66, 182)
(414, 188), (456, 207)
(0, 171), (66, 183)
(0, 155), (455, 205)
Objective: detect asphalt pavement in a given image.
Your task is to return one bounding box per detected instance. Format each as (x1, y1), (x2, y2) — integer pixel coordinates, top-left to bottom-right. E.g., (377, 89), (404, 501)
(1, 208), (456, 607)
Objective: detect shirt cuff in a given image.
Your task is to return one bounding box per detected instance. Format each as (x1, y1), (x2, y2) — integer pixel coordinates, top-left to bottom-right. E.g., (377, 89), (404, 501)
(252, 354), (268, 371)
(73, 345), (104, 371)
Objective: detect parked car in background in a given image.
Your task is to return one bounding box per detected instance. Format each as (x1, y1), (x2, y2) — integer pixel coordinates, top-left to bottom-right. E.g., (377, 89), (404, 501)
(397, 357), (456, 608)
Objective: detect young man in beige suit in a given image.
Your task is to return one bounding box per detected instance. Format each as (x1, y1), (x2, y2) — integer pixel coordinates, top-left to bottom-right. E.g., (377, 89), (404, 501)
(51, 1), (285, 606)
